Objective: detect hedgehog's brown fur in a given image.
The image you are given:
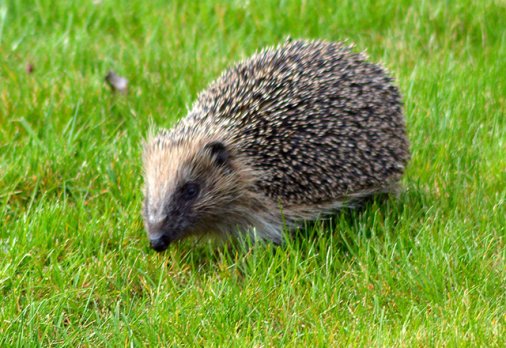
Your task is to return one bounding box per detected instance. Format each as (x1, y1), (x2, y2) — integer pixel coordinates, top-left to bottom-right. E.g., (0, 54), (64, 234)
(142, 39), (410, 251)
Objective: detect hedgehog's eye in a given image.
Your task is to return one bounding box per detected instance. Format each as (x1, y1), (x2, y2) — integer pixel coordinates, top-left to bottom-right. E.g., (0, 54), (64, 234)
(181, 182), (200, 201)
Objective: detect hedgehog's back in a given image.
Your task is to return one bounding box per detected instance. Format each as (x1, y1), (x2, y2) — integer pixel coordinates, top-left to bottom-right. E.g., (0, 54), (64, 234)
(190, 40), (410, 205)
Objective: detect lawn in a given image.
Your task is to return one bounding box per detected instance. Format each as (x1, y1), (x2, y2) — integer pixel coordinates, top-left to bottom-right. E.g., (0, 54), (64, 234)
(0, 0), (504, 346)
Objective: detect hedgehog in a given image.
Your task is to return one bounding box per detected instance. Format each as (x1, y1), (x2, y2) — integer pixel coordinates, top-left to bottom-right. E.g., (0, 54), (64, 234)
(142, 39), (410, 251)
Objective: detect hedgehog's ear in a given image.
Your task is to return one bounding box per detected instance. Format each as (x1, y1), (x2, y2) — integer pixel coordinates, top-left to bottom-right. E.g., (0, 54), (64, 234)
(204, 141), (229, 166)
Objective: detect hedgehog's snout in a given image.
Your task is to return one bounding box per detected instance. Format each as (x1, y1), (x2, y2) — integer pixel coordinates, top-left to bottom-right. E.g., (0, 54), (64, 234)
(146, 209), (194, 252)
(149, 234), (172, 252)
(146, 217), (175, 252)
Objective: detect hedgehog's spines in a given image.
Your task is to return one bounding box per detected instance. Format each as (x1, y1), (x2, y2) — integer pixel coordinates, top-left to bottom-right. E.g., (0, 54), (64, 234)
(143, 39), (410, 244)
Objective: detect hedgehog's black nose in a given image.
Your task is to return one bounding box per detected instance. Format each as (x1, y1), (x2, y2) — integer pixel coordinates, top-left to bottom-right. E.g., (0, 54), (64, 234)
(149, 235), (171, 252)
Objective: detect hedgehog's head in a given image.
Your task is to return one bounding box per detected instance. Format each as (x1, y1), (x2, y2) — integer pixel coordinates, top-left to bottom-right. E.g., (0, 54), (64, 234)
(142, 132), (251, 251)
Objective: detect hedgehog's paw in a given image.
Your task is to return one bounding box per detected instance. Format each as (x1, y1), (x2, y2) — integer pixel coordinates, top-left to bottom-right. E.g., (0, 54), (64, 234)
(245, 219), (284, 245)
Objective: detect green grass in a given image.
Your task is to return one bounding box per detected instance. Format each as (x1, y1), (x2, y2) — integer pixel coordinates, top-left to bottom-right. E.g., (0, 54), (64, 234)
(0, 0), (505, 346)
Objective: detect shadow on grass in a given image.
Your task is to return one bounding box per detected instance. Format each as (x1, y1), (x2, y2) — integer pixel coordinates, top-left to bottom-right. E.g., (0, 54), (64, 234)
(157, 185), (432, 274)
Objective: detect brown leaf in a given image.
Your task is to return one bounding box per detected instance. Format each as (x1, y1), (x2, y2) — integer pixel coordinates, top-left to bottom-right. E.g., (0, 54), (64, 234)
(105, 70), (128, 94)
(26, 63), (34, 74)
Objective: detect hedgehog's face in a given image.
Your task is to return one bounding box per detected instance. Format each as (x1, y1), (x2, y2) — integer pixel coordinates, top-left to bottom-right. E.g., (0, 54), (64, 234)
(142, 138), (244, 251)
